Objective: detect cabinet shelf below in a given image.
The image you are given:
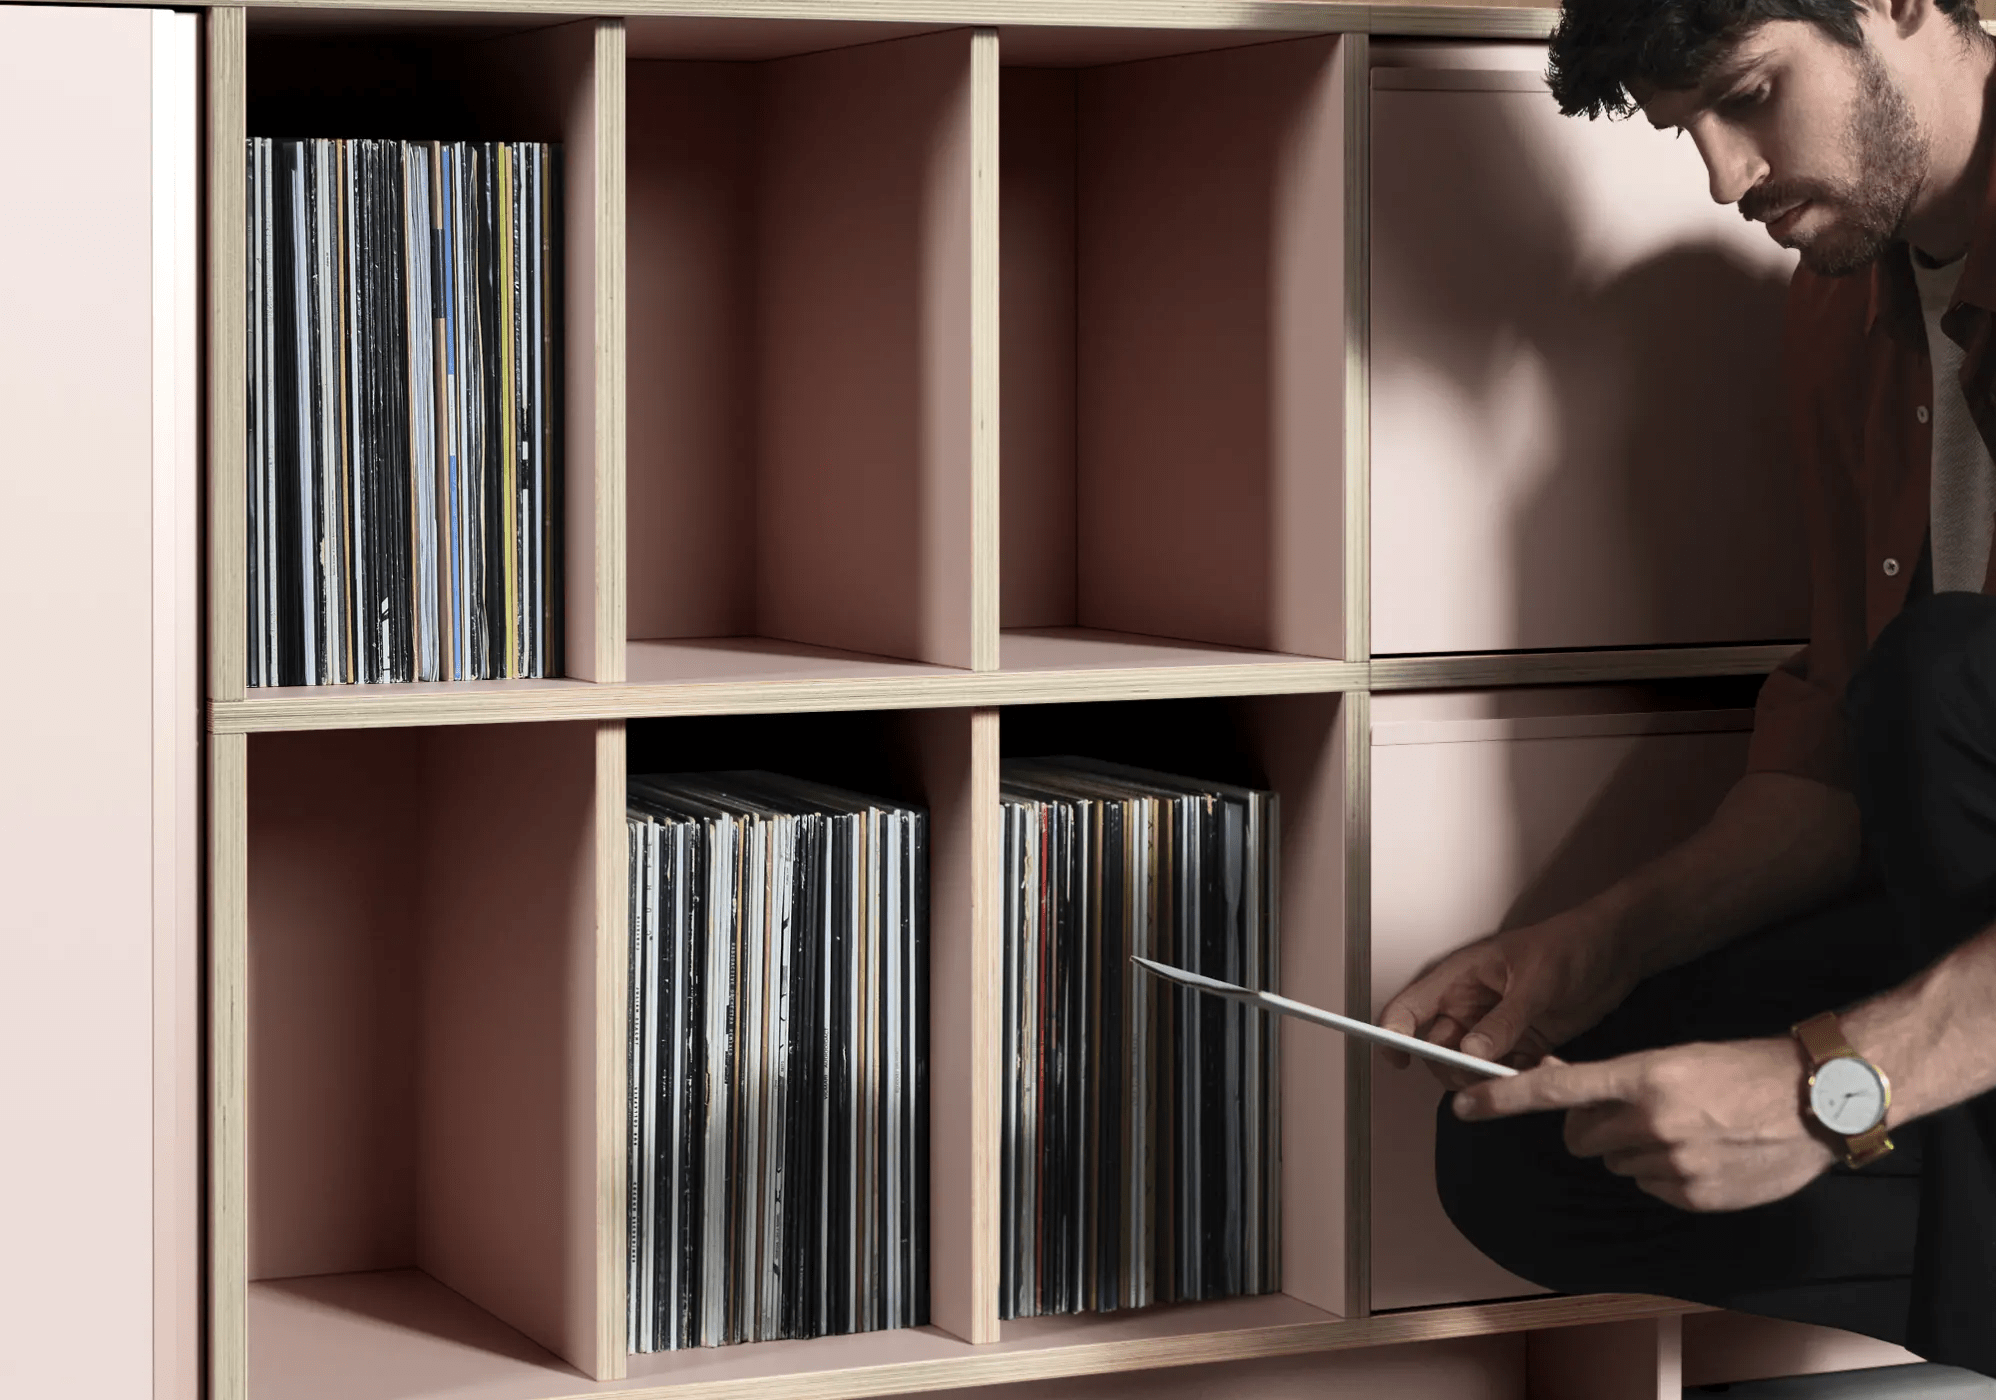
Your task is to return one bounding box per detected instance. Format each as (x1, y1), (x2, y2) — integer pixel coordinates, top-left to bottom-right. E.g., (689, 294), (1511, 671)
(248, 1269), (1697, 1400)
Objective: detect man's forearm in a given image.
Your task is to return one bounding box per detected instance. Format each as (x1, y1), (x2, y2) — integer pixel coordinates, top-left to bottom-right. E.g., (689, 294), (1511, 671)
(1847, 921), (1996, 1126)
(1581, 771), (1863, 985)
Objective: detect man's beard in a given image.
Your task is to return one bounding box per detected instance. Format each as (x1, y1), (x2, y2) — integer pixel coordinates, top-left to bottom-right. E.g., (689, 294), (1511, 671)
(1738, 41), (1927, 277)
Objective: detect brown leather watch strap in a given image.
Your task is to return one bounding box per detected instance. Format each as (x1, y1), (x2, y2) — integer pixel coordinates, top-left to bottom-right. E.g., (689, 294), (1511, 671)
(1845, 1124), (1895, 1169)
(1794, 1010), (1855, 1064)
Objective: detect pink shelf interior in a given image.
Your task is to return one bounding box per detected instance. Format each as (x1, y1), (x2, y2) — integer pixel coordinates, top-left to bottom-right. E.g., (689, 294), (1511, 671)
(1000, 38), (1351, 659)
(624, 635), (964, 687)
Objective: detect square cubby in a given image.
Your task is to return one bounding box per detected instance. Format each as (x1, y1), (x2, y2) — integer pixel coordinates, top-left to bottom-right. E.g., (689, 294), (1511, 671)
(999, 33), (1358, 676)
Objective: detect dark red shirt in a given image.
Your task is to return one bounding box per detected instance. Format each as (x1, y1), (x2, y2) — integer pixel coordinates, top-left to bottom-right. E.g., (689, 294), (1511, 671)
(1749, 182), (1996, 789)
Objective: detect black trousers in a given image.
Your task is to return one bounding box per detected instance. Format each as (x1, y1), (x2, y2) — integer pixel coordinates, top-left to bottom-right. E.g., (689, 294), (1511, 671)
(1435, 592), (1996, 1377)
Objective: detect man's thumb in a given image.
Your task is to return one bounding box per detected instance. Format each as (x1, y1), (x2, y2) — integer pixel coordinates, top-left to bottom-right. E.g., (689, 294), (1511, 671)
(1460, 998), (1530, 1062)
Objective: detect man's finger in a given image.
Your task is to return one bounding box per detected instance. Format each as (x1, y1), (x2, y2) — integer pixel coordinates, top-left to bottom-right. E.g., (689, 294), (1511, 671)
(1452, 1054), (1645, 1120)
(1563, 1102), (1660, 1159)
(1378, 975), (1449, 1043)
(1460, 992), (1533, 1062)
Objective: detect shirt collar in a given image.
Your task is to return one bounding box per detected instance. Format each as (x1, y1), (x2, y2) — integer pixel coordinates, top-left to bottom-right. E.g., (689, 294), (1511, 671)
(1867, 134), (1996, 339)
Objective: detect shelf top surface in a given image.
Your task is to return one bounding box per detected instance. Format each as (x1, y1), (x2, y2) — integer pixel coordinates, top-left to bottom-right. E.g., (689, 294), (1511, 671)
(227, 0), (1559, 41)
(207, 639), (1798, 733)
(249, 1269), (1695, 1400)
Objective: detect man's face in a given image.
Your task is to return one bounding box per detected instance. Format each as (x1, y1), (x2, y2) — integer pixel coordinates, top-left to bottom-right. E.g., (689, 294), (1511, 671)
(1639, 18), (1928, 276)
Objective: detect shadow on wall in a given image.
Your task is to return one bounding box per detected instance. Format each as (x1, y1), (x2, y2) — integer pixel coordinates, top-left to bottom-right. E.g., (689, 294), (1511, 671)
(1369, 72), (1807, 655)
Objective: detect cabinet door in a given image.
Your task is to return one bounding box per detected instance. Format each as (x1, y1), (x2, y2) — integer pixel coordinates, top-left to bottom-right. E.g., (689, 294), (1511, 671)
(0, 8), (198, 1397)
(1368, 693), (1749, 1310)
(1369, 42), (1808, 656)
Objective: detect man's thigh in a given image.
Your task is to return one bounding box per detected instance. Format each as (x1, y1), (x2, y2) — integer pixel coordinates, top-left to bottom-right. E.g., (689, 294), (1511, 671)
(1432, 890), (1925, 1341)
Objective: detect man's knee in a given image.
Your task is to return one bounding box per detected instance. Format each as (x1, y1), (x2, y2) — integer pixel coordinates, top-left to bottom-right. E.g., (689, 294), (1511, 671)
(1848, 592), (1996, 759)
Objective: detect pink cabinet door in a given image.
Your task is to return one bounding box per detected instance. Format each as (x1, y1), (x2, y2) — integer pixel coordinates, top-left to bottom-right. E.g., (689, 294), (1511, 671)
(1368, 691), (1750, 1310)
(1369, 42), (1808, 656)
(0, 8), (198, 1397)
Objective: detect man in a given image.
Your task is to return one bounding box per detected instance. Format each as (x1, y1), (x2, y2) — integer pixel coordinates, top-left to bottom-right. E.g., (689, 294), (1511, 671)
(1377, 0), (1996, 1374)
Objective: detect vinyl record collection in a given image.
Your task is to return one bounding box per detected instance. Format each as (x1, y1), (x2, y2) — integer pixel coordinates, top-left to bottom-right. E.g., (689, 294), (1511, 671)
(626, 773), (929, 1352)
(245, 137), (563, 686)
(1001, 758), (1281, 1319)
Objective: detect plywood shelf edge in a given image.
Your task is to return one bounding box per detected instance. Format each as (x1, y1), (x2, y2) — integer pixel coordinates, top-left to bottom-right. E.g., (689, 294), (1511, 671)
(207, 646), (1796, 733)
(491, 1294), (1705, 1400)
(186, 0), (1559, 40)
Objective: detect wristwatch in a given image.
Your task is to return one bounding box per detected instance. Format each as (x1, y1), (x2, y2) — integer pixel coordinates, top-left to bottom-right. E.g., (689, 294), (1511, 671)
(1791, 1011), (1894, 1168)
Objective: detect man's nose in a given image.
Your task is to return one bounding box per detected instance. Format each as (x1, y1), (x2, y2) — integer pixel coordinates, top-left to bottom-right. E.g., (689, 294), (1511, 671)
(1691, 123), (1769, 207)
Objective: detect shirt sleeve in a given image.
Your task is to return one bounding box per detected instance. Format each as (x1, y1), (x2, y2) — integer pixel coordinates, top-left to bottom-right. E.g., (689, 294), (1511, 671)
(1743, 270), (1871, 792)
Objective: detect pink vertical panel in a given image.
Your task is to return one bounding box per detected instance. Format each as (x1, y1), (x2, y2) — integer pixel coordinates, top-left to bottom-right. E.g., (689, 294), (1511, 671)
(1076, 36), (1345, 657)
(757, 30), (978, 668)
(248, 731), (424, 1280)
(153, 12), (203, 1399)
(626, 61), (757, 640)
(1368, 694), (1750, 1310)
(417, 721), (607, 1374)
(1000, 66), (1079, 629)
(902, 708), (1001, 1342)
(1369, 46), (1807, 655)
(1241, 693), (1350, 1315)
(0, 7), (163, 1394)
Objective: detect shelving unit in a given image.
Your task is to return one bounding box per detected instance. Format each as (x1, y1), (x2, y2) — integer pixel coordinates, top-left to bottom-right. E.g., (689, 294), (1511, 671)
(190, 4), (1895, 1400)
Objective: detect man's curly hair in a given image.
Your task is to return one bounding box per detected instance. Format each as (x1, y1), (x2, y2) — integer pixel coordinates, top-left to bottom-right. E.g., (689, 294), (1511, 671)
(1547, 0), (1984, 118)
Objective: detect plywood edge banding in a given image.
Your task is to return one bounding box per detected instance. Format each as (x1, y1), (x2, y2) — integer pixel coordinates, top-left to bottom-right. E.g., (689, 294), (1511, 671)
(208, 646), (1797, 733)
(224, 0), (1376, 29)
(512, 1295), (1703, 1400)
(208, 662), (1375, 731)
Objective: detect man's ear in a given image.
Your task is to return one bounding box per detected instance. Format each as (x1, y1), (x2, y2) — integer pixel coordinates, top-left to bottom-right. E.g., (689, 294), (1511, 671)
(1878, 0), (1939, 40)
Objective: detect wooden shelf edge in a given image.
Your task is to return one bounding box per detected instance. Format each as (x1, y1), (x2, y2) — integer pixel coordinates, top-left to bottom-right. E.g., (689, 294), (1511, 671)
(207, 661), (1374, 732)
(208, 647), (1800, 733)
(1366, 4), (1556, 38)
(203, 0), (1557, 40)
(548, 1295), (1700, 1400)
(1369, 643), (1802, 691)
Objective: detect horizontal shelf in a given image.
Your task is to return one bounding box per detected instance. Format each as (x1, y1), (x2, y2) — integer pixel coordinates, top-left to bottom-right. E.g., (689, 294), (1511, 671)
(209, 640), (1794, 733)
(222, 2), (1558, 45)
(250, 1269), (1697, 1400)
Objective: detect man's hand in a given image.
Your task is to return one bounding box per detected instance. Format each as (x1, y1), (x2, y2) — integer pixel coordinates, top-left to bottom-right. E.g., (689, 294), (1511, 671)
(1378, 908), (1638, 1090)
(1452, 1038), (1838, 1212)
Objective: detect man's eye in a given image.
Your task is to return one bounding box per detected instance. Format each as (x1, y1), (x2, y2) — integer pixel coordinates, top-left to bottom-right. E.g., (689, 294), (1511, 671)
(1723, 83), (1771, 112)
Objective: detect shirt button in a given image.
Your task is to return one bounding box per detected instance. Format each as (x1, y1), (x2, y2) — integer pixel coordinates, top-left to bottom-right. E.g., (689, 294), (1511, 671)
(1918, 406), (1931, 423)
(1884, 558), (1901, 576)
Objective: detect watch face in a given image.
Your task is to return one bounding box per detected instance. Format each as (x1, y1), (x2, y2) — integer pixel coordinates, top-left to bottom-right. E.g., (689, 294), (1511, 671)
(1810, 1055), (1888, 1135)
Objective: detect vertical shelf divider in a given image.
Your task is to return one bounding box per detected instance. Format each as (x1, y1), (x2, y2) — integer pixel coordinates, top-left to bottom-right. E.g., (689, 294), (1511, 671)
(594, 721), (631, 1377)
(414, 720), (627, 1382)
(206, 6), (246, 703)
(1341, 689), (1373, 1318)
(1337, 29), (1374, 1318)
(208, 729), (250, 1400)
(971, 29), (1001, 673)
(1241, 693), (1359, 1320)
(545, 18), (628, 683)
(1341, 32), (1371, 666)
(913, 707), (1002, 1343)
